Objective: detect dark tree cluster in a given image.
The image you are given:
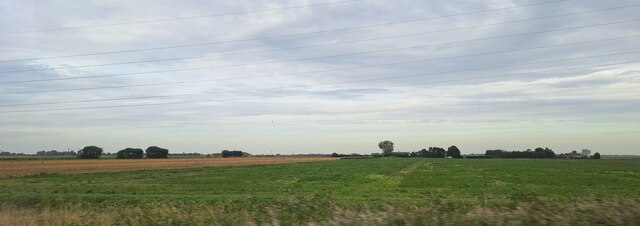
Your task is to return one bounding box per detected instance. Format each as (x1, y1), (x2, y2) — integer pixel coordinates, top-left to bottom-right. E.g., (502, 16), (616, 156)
(169, 152), (204, 157)
(330, 153), (371, 159)
(373, 140), (603, 160)
(221, 150), (246, 158)
(36, 150), (76, 156)
(0, 151), (26, 156)
(77, 146), (103, 159)
(485, 147), (556, 159)
(377, 140), (463, 158)
(388, 152), (412, 158)
(413, 147), (447, 158)
(331, 153), (363, 158)
(412, 146), (463, 158)
(557, 149), (601, 159)
(116, 148), (144, 159)
(146, 146), (169, 158)
(75, 146), (170, 159)
(447, 146), (462, 158)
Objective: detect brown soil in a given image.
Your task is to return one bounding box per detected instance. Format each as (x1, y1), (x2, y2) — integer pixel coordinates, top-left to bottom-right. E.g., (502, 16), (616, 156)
(0, 157), (337, 178)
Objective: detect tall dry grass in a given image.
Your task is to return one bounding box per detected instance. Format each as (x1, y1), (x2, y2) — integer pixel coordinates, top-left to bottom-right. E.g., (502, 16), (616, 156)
(1, 198), (638, 226)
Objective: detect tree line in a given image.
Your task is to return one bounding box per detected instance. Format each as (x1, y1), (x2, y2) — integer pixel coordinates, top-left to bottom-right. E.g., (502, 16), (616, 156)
(0, 151), (25, 156)
(376, 140), (600, 159)
(485, 148), (556, 159)
(220, 150), (251, 158)
(76, 146), (169, 159)
(36, 150), (77, 156)
(377, 140), (462, 158)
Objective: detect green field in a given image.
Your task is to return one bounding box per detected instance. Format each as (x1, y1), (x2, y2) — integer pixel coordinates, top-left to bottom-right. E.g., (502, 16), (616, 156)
(1, 158), (639, 225)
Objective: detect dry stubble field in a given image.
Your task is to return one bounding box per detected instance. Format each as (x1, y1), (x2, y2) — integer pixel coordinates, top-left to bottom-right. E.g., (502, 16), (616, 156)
(0, 157), (337, 178)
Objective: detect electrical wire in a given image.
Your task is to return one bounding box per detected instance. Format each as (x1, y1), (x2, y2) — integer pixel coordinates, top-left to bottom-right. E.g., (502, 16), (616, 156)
(1, 35), (636, 95)
(2, 3), (637, 74)
(0, 0), (566, 63)
(2, 18), (637, 85)
(0, 0), (363, 35)
(0, 51), (636, 112)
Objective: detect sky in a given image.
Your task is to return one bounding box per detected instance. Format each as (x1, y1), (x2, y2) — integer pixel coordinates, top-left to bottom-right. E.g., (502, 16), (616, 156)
(0, 0), (638, 155)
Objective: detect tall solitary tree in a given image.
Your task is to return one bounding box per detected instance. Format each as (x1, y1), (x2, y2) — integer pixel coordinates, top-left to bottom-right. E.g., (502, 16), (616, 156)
(378, 140), (394, 156)
(447, 145), (462, 158)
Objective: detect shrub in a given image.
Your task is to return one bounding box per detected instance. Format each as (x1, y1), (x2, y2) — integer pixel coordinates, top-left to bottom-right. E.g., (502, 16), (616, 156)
(117, 148), (144, 159)
(77, 146), (103, 159)
(593, 152), (601, 159)
(145, 146), (169, 158)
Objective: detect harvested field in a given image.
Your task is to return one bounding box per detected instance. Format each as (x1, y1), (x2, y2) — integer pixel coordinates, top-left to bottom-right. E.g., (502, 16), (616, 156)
(0, 157), (336, 178)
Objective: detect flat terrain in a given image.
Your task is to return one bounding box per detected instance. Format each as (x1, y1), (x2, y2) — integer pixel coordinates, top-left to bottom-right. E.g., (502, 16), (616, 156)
(0, 158), (639, 225)
(0, 157), (336, 178)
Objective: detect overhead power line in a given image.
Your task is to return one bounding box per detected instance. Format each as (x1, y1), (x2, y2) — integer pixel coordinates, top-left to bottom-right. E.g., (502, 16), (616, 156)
(2, 3), (637, 74)
(0, 60), (634, 114)
(2, 35), (636, 95)
(0, 0), (566, 63)
(1, 51), (637, 111)
(2, 18), (638, 85)
(0, 0), (363, 36)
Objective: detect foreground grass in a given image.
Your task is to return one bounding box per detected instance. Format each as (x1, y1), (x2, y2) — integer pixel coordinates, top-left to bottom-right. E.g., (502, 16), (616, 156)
(0, 158), (639, 225)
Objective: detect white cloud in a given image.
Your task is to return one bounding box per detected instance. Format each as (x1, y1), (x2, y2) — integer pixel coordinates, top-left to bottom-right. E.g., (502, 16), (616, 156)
(0, 0), (639, 154)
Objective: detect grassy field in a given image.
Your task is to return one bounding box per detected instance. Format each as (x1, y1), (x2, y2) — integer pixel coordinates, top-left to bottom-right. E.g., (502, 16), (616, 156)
(0, 158), (639, 225)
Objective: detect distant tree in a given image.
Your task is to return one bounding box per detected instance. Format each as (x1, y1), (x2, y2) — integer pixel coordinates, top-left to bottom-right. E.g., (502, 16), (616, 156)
(429, 147), (446, 158)
(36, 150), (76, 156)
(417, 149), (428, 157)
(77, 146), (103, 159)
(389, 152), (411, 157)
(145, 146), (169, 158)
(221, 150), (245, 158)
(486, 148), (555, 159)
(117, 148), (144, 159)
(415, 147), (446, 158)
(447, 145), (462, 158)
(581, 149), (592, 157)
(378, 140), (394, 156)
(331, 152), (340, 157)
(534, 147), (556, 159)
(593, 152), (601, 159)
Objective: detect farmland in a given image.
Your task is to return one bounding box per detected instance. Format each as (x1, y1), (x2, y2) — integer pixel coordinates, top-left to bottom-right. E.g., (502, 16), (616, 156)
(0, 157), (335, 178)
(1, 158), (639, 225)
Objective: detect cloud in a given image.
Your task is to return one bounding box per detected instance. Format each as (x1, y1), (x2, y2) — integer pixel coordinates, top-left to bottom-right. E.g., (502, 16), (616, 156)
(0, 0), (639, 154)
